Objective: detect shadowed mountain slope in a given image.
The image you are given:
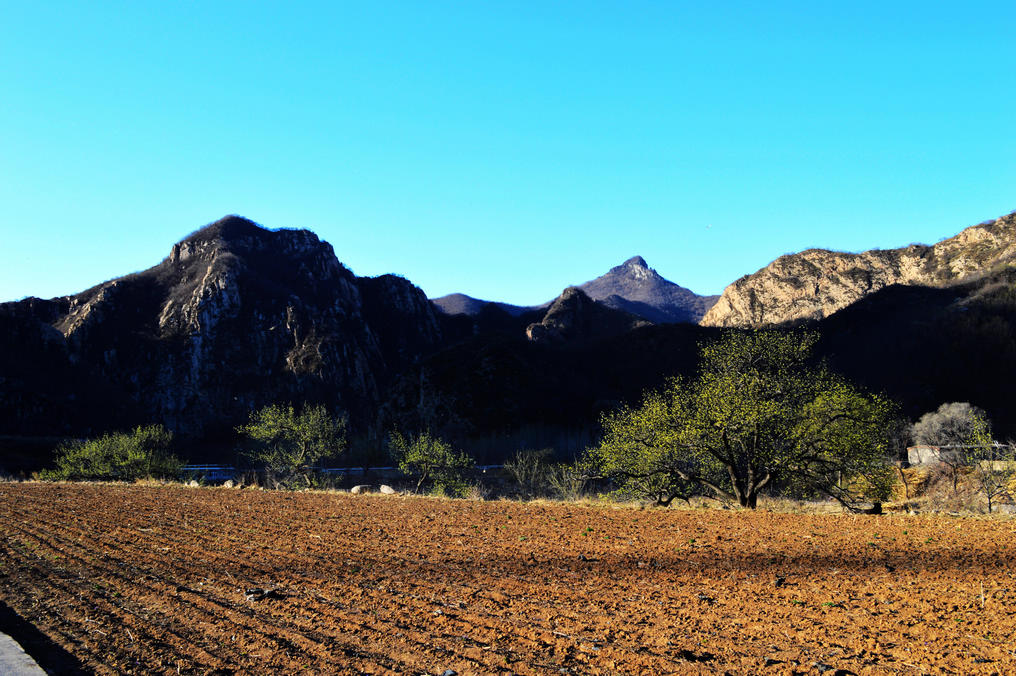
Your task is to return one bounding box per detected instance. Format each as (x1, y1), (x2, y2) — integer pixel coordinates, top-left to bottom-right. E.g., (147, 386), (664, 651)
(525, 287), (651, 344)
(814, 266), (1016, 437)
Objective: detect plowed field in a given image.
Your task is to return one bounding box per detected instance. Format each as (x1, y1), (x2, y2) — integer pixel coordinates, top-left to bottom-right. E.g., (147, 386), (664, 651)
(2, 484), (1015, 674)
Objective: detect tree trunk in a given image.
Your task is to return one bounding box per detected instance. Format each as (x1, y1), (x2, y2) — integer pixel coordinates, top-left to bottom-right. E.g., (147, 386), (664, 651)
(727, 465), (746, 507)
(415, 470), (428, 494)
(896, 465), (911, 501)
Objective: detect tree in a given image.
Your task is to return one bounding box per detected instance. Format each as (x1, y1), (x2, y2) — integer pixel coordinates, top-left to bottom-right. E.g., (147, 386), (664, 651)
(237, 403), (346, 487)
(965, 413), (1015, 513)
(389, 430), (474, 497)
(911, 402), (987, 494)
(588, 331), (895, 510)
(41, 425), (182, 481)
(911, 402), (987, 447)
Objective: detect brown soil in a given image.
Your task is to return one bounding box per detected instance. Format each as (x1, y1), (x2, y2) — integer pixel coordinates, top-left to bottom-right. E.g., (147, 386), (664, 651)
(1, 483), (1015, 674)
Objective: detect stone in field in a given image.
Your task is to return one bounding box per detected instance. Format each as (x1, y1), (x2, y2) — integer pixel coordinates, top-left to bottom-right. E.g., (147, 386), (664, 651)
(351, 485), (372, 494)
(379, 485), (396, 495)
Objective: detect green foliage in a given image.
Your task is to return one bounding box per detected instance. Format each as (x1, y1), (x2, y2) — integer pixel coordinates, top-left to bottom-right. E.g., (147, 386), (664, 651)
(41, 425), (181, 481)
(588, 330), (895, 509)
(237, 403), (346, 488)
(389, 430), (474, 497)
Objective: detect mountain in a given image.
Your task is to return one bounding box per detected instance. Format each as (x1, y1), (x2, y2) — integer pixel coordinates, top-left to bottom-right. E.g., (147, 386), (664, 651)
(577, 255), (719, 323)
(0, 216), (443, 443)
(525, 287), (651, 344)
(702, 211), (1016, 327)
(813, 265), (1016, 439)
(432, 256), (718, 325)
(431, 293), (532, 317)
(9, 209), (1016, 472)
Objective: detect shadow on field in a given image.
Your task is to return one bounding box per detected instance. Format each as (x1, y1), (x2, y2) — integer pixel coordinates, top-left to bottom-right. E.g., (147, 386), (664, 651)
(0, 600), (87, 675)
(404, 548), (1016, 580)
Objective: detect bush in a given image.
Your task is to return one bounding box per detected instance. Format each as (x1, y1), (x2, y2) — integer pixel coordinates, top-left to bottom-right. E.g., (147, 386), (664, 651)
(41, 425), (181, 481)
(504, 448), (554, 499)
(546, 459), (589, 501)
(389, 430), (474, 497)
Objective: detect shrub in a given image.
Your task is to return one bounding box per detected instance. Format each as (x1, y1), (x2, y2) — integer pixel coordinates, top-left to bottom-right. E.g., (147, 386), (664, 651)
(504, 448), (554, 499)
(546, 459), (589, 501)
(41, 425), (181, 481)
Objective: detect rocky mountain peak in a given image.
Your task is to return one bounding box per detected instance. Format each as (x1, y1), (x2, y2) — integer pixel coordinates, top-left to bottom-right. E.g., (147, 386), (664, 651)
(579, 257), (718, 324)
(181, 215), (266, 245)
(611, 256), (654, 282)
(169, 215), (330, 267)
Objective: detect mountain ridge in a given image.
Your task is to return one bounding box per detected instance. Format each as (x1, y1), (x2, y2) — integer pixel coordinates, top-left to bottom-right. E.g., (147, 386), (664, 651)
(702, 211), (1016, 327)
(6, 209), (1016, 471)
(432, 255), (718, 325)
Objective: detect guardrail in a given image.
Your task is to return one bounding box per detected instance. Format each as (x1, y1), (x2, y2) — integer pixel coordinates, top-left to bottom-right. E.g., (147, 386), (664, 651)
(180, 465), (507, 482)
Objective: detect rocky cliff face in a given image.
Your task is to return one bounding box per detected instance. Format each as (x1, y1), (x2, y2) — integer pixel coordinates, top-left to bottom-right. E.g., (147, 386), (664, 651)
(0, 216), (444, 438)
(526, 287), (651, 344)
(579, 256), (719, 324)
(702, 212), (1016, 327)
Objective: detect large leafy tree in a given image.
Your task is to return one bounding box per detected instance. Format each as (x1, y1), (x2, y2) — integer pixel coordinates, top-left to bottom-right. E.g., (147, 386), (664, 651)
(588, 331), (895, 510)
(238, 403), (346, 487)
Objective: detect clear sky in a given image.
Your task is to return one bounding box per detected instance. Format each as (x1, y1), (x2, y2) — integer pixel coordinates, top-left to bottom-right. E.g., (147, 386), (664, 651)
(1, 2), (1013, 305)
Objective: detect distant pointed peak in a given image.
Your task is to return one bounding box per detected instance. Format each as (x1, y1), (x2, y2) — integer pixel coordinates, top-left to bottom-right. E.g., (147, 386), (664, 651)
(624, 256), (648, 268)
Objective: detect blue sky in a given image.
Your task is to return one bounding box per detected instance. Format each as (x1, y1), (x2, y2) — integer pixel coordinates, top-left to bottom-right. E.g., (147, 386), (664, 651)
(1, 2), (1013, 304)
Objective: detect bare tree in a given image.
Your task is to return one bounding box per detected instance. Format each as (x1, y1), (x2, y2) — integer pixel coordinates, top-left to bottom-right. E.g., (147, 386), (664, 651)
(911, 402), (987, 494)
(911, 402), (987, 446)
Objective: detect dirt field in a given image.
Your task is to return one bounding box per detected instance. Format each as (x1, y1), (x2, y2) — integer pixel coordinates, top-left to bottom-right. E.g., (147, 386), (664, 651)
(1, 484), (1015, 675)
